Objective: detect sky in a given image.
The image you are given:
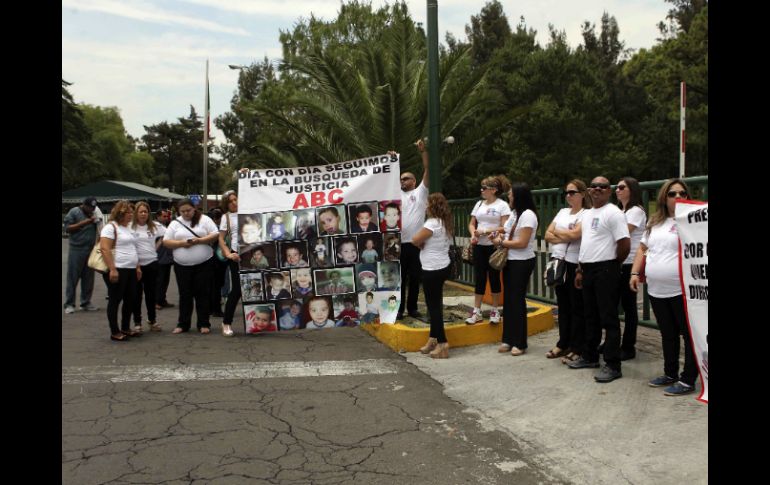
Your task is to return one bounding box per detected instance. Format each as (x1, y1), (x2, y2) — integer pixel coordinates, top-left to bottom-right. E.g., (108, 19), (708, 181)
(62, 0), (671, 145)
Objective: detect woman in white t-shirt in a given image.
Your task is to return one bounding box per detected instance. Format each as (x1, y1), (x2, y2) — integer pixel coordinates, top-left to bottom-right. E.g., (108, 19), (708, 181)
(99, 200), (141, 341)
(162, 199), (221, 334)
(129, 201), (166, 334)
(492, 182), (538, 356)
(615, 176), (647, 360)
(218, 190), (241, 337)
(543, 179), (591, 362)
(412, 193), (454, 359)
(630, 179), (698, 397)
(466, 175), (512, 325)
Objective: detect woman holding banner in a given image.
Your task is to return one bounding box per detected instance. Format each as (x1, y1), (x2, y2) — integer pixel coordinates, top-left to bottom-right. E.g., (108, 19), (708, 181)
(630, 179), (696, 396)
(218, 190), (240, 337)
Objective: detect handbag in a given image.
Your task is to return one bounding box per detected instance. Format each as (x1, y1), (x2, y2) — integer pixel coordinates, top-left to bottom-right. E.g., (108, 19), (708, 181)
(215, 213), (232, 262)
(488, 218), (517, 271)
(87, 222), (117, 274)
(544, 241), (570, 287)
(448, 233), (463, 280)
(462, 200), (483, 264)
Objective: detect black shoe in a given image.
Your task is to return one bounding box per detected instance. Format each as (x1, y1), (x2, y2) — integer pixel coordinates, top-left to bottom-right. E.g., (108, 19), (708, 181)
(620, 349), (636, 361)
(594, 365), (622, 383)
(567, 357), (600, 369)
(211, 311), (224, 318)
(408, 310), (422, 318)
(396, 312), (404, 320)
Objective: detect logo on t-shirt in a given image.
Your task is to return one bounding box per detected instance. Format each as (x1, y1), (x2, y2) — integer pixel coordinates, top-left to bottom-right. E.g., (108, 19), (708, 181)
(591, 218), (600, 230)
(669, 224), (678, 234)
(485, 208), (500, 216)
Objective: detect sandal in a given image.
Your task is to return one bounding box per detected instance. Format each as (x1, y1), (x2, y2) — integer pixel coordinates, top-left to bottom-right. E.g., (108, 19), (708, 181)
(121, 329), (141, 337)
(546, 347), (567, 359)
(150, 322), (162, 332)
(110, 333), (128, 341)
(561, 352), (579, 365)
(199, 327), (211, 334)
(172, 327), (187, 334)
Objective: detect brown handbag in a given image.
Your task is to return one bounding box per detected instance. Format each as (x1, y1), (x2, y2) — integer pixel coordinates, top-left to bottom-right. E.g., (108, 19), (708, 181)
(488, 218), (517, 271)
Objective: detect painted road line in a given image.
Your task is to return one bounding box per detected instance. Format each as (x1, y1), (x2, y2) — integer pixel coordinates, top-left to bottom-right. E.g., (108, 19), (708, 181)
(62, 359), (400, 384)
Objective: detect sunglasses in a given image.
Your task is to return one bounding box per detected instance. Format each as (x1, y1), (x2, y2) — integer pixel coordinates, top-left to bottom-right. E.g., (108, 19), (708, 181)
(667, 190), (688, 198)
(400, 177), (414, 182)
(590, 183), (610, 190)
(615, 185), (627, 191)
(565, 190), (580, 196)
(480, 185), (495, 190)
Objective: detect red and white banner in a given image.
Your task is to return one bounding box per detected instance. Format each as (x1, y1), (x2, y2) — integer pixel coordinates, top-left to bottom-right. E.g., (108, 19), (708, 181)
(676, 200), (708, 403)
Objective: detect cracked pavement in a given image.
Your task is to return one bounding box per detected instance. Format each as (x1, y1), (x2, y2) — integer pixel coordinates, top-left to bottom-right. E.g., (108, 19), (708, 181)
(62, 240), (559, 484)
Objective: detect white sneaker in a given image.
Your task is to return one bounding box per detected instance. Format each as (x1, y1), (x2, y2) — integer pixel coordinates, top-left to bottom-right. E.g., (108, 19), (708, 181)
(64, 305), (76, 314)
(222, 324), (234, 337)
(489, 310), (501, 324)
(465, 310), (483, 325)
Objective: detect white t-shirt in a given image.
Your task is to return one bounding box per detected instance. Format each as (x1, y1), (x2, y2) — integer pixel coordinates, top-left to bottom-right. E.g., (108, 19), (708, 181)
(502, 209), (538, 260)
(219, 212), (240, 252)
(578, 204), (630, 263)
(623, 205), (647, 265)
(640, 217), (681, 298)
(305, 319), (335, 329)
(100, 223), (139, 269)
(400, 183), (429, 243)
(419, 218), (450, 271)
(471, 198), (511, 246)
(549, 208), (584, 264)
(131, 222), (166, 266)
(163, 215), (219, 266)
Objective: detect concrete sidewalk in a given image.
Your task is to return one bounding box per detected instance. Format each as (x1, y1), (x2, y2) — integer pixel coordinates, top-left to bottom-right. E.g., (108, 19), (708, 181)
(405, 326), (708, 484)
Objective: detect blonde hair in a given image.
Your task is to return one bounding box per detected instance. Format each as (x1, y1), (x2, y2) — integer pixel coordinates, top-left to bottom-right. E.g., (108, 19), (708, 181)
(426, 192), (454, 237)
(109, 200), (134, 224)
(646, 179), (690, 233)
(567, 179), (592, 209)
(131, 201), (156, 234)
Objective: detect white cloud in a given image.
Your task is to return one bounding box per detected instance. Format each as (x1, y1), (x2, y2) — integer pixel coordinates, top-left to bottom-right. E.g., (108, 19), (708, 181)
(62, 0), (251, 36)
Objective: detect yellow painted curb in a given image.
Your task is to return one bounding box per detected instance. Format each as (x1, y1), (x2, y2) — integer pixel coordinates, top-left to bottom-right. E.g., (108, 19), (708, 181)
(360, 300), (555, 353)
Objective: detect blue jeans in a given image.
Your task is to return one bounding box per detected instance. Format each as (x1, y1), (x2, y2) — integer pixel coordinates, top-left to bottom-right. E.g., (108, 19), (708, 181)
(65, 246), (95, 308)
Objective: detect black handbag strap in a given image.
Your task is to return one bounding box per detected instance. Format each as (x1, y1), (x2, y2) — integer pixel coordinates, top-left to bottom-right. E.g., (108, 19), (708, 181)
(174, 219), (200, 239)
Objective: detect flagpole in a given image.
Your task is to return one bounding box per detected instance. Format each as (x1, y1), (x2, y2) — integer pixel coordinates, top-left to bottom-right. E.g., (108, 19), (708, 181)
(202, 59), (209, 211)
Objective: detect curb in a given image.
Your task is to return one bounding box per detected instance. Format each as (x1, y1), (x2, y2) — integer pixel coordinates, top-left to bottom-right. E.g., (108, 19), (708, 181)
(360, 300), (555, 353)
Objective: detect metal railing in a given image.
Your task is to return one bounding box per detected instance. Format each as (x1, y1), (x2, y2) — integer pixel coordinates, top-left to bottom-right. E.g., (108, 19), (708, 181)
(449, 175), (708, 329)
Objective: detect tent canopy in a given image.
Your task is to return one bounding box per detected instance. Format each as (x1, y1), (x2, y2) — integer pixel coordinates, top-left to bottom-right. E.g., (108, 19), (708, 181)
(62, 180), (186, 204)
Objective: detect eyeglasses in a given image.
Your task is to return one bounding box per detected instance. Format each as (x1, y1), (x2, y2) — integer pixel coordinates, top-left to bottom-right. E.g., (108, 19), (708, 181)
(565, 190), (580, 196)
(480, 185), (494, 190)
(615, 185), (627, 191)
(667, 190), (688, 198)
(590, 183), (610, 190)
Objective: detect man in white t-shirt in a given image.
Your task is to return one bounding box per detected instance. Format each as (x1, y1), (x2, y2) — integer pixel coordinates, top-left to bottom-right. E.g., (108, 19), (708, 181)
(568, 176), (630, 384)
(398, 139), (429, 319)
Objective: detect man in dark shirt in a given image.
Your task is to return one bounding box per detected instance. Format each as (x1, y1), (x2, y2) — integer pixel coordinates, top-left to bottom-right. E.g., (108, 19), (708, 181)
(63, 197), (101, 314)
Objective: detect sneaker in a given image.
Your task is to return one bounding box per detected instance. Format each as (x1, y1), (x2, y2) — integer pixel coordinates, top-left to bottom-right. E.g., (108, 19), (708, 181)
(663, 382), (695, 396)
(489, 310), (501, 324)
(648, 375), (677, 387)
(79, 304), (100, 311)
(64, 305), (76, 314)
(133, 325), (143, 334)
(594, 365), (622, 383)
(465, 310), (483, 325)
(567, 357), (600, 369)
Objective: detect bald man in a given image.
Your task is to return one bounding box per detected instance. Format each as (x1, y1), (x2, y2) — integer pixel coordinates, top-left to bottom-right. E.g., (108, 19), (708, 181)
(398, 139), (430, 320)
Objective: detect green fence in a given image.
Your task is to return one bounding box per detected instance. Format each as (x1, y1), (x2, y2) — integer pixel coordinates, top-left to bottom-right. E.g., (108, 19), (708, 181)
(449, 175), (708, 329)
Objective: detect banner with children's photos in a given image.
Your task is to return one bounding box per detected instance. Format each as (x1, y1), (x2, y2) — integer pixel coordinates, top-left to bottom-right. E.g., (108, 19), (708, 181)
(235, 154), (404, 332)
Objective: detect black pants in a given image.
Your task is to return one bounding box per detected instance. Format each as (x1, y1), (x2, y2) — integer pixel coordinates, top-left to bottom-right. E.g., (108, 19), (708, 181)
(650, 295), (698, 386)
(422, 265), (450, 343)
(581, 260), (622, 370)
(132, 261), (158, 324)
(619, 263), (639, 351)
(223, 260), (242, 325)
(472, 244), (502, 295)
(156, 263), (172, 305)
(210, 257), (228, 313)
(501, 258), (536, 349)
(173, 259), (213, 330)
(554, 261), (585, 352)
(399, 242), (421, 314)
(104, 269), (137, 335)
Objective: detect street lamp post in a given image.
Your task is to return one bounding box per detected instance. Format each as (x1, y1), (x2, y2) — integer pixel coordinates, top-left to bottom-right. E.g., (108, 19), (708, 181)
(426, 0), (442, 193)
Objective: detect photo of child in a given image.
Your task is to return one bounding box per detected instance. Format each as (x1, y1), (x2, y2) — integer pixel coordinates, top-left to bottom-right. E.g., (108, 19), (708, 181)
(355, 263), (378, 292)
(303, 295), (335, 329)
(278, 300), (303, 330)
(265, 212), (291, 240)
(383, 232), (401, 261)
(279, 241), (310, 268)
(240, 272), (264, 303)
(265, 271), (292, 300)
(379, 293), (401, 324)
(293, 209), (317, 240)
(358, 291), (379, 323)
(377, 261), (401, 290)
(316, 205), (347, 236)
(348, 202), (379, 233)
(238, 214), (264, 245)
(310, 237), (333, 268)
(333, 236), (359, 265)
(358, 233), (382, 263)
(314, 268), (355, 295)
(291, 267), (314, 297)
(244, 303), (278, 334)
(333, 295), (360, 327)
(379, 200), (401, 232)
(239, 243), (277, 271)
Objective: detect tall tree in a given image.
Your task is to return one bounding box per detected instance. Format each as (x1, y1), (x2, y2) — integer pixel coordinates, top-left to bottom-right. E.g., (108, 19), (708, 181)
(62, 80), (99, 191)
(465, 0), (512, 67)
